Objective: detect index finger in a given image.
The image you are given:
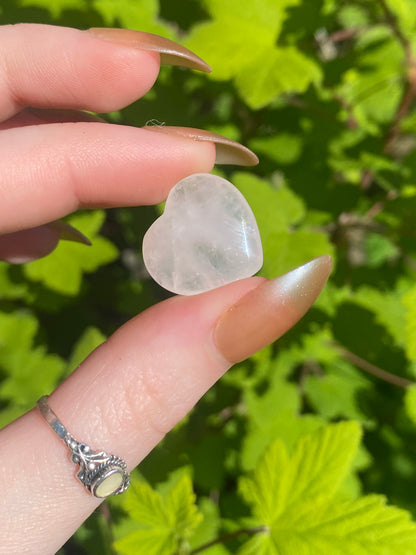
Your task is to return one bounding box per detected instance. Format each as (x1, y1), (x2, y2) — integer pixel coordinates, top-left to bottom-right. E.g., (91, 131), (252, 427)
(0, 24), (209, 121)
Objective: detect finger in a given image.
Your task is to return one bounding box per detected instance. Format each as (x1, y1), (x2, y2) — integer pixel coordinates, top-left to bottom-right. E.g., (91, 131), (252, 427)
(0, 107), (105, 130)
(0, 222), (91, 264)
(0, 24), (209, 121)
(0, 256), (332, 554)
(0, 123), (216, 234)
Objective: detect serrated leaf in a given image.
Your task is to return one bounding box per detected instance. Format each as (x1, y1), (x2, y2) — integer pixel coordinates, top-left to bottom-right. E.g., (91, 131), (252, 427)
(189, 498), (228, 554)
(114, 474), (202, 555)
(354, 286), (407, 349)
(186, 20), (271, 81)
(23, 211), (118, 295)
(338, 28), (404, 128)
(303, 358), (373, 423)
(165, 474), (202, 539)
(240, 422), (362, 525)
(186, 0), (319, 108)
(235, 46), (321, 109)
(238, 422), (416, 554)
(0, 311), (64, 414)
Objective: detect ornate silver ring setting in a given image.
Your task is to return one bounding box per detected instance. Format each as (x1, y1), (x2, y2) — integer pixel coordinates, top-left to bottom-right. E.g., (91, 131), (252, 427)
(37, 395), (130, 498)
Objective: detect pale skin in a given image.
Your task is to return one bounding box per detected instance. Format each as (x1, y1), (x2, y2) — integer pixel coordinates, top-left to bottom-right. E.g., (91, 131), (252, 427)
(0, 24), (332, 554)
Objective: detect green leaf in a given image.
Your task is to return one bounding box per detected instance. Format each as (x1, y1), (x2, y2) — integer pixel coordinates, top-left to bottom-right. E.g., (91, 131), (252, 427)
(384, 0), (416, 48)
(261, 229), (335, 280)
(189, 497), (228, 554)
(92, 0), (175, 37)
(0, 262), (27, 300)
(232, 172), (305, 236)
(230, 173), (333, 278)
(239, 422), (416, 554)
(354, 286), (408, 350)
(235, 46), (321, 109)
(363, 232), (400, 267)
(303, 358), (373, 424)
(337, 27), (404, 129)
(23, 211), (118, 295)
(0, 311), (64, 414)
(114, 473), (202, 555)
(249, 133), (303, 165)
(240, 422), (362, 525)
(19, 0), (86, 18)
(203, 0), (299, 34)
(186, 0), (320, 108)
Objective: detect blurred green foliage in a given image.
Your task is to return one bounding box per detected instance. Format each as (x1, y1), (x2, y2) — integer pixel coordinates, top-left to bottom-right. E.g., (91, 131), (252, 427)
(2, 0), (416, 553)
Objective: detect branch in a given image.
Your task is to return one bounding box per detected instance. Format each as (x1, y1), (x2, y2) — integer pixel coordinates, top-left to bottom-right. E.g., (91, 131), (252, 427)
(376, 0), (416, 154)
(190, 525), (268, 554)
(377, 0), (409, 53)
(335, 345), (414, 388)
(357, 0), (416, 190)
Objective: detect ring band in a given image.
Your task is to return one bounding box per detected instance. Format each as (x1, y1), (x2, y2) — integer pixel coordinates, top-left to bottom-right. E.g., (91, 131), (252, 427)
(37, 395), (130, 498)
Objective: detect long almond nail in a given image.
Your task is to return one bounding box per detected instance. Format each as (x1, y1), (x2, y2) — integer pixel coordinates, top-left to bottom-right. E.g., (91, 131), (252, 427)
(144, 125), (259, 166)
(215, 255), (332, 363)
(87, 28), (211, 73)
(47, 221), (92, 246)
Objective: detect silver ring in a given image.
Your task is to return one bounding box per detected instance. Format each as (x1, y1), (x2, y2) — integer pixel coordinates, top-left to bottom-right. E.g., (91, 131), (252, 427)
(37, 395), (130, 498)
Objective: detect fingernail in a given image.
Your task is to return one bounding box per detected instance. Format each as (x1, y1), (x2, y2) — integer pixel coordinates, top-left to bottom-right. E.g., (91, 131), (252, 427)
(87, 28), (211, 73)
(214, 255), (332, 363)
(144, 125), (259, 166)
(47, 221), (92, 246)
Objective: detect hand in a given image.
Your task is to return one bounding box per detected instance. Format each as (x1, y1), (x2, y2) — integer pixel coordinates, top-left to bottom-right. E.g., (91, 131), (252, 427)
(0, 24), (332, 554)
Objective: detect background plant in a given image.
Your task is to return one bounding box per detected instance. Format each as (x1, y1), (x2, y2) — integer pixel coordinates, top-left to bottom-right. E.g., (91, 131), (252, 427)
(2, 0), (416, 553)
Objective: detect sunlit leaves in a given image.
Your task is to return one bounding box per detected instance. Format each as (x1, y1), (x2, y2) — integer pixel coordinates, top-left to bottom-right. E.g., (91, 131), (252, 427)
(239, 423), (416, 555)
(232, 172), (334, 278)
(114, 474), (202, 554)
(186, 0), (321, 108)
(2, 0), (416, 553)
(23, 211), (118, 295)
(92, 0), (175, 37)
(19, 0), (86, 18)
(0, 311), (64, 424)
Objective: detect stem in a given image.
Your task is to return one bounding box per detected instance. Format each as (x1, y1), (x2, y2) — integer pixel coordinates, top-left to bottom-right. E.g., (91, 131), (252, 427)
(190, 525), (268, 554)
(357, 1), (416, 189)
(328, 26), (368, 43)
(377, 0), (409, 55)
(377, 0), (416, 154)
(335, 345), (414, 388)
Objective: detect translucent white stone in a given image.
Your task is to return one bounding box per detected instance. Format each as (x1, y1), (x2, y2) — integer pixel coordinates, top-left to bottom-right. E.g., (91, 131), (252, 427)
(142, 173), (263, 295)
(94, 470), (124, 498)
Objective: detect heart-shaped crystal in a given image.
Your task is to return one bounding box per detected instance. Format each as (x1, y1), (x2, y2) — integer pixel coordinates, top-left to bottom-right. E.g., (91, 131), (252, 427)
(142, 173), (263, 295)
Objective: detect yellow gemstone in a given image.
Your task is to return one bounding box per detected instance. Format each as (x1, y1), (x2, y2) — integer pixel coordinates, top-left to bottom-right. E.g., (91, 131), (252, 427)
(94, 470), (124, 498)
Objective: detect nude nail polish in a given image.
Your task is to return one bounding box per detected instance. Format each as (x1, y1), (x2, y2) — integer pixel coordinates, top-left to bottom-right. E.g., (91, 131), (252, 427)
(214, 255), (332, 363)
(87, 28), (211, 73)
(47, 221), (92, 246)
(144, 126), (259, 166)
